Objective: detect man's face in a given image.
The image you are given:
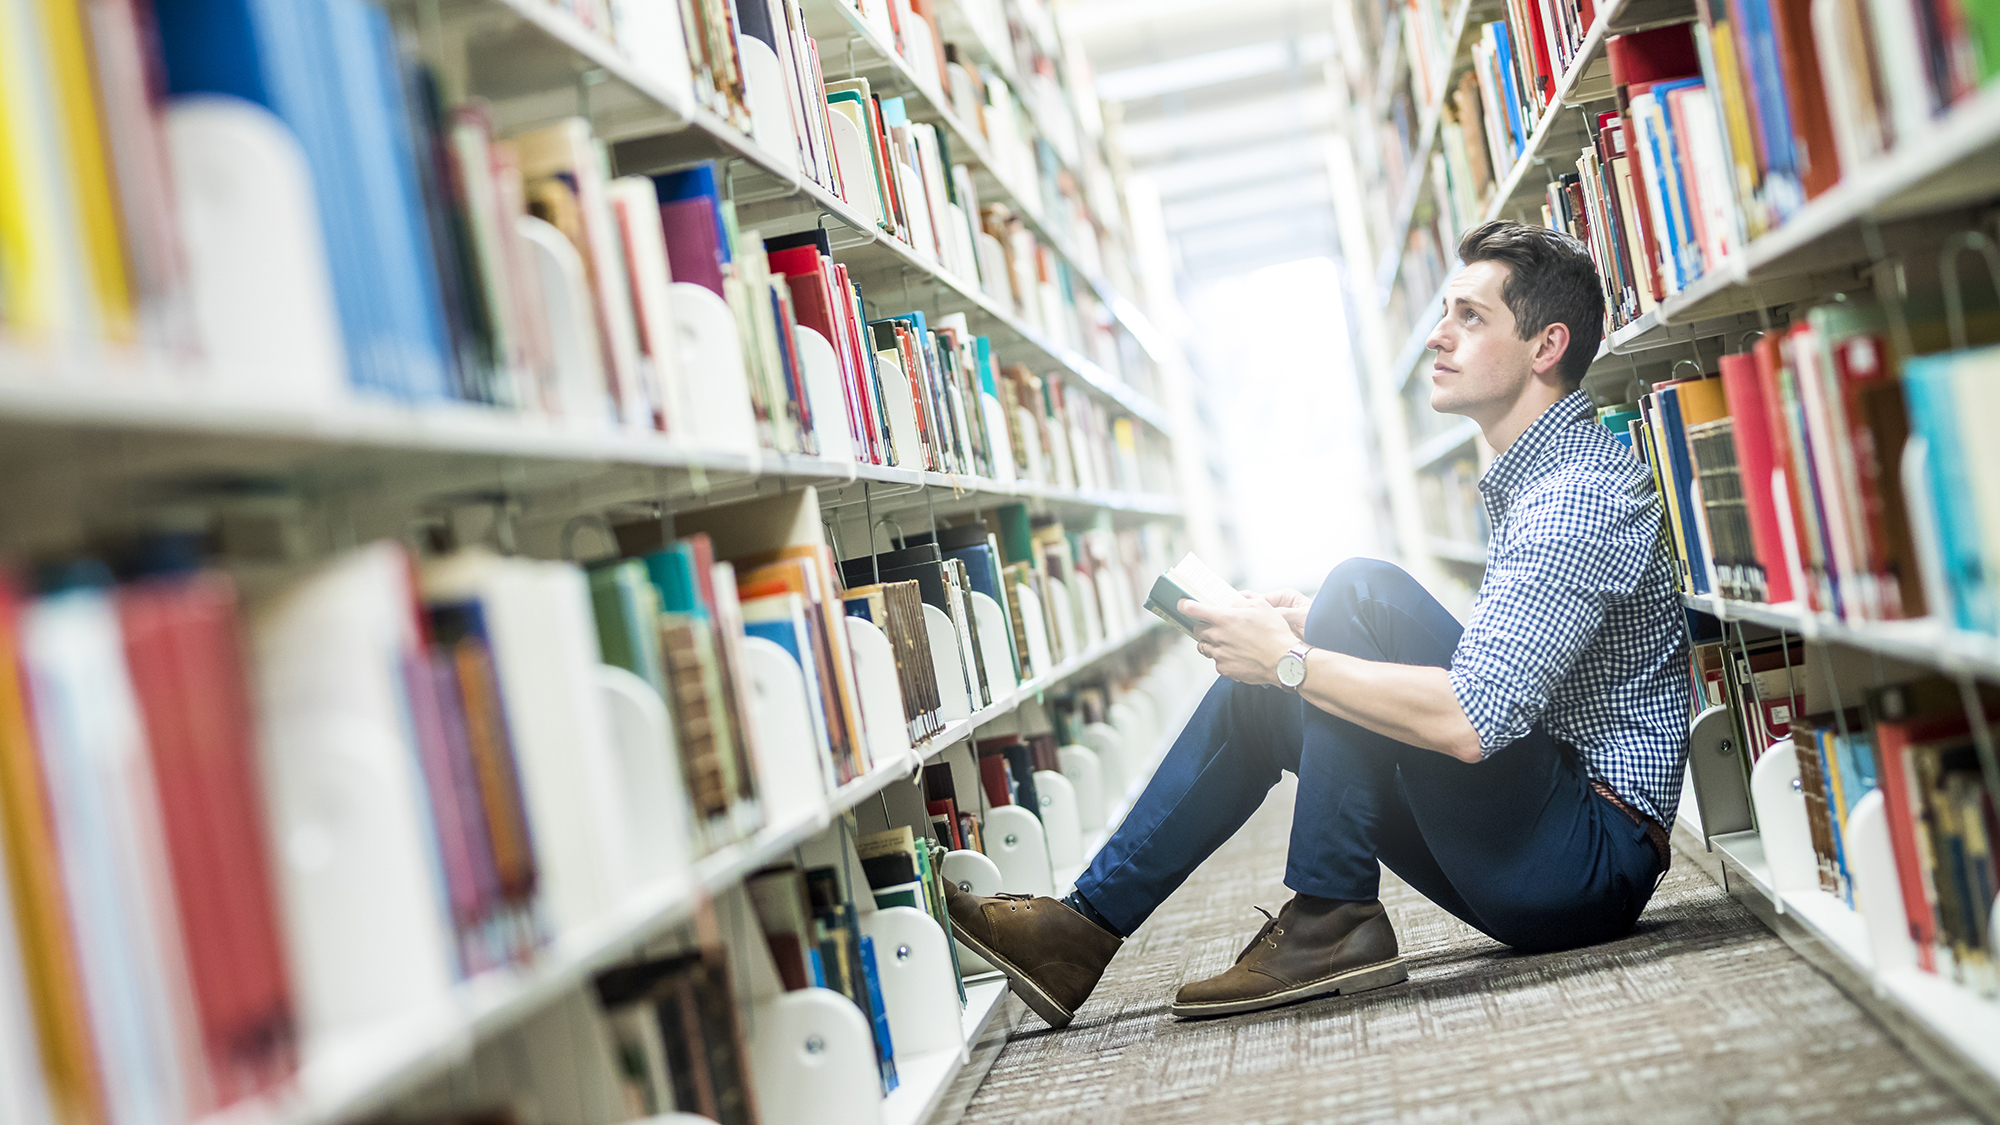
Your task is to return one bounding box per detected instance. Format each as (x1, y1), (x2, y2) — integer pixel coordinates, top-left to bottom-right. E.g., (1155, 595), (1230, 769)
(1424, 260), (1541, 421)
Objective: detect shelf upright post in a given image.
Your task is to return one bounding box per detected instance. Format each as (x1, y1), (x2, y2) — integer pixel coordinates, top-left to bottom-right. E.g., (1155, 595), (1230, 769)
(866, 481), (880, 583)
(1861, 216), (1917, 361)
(1952, 674), (2000, 816)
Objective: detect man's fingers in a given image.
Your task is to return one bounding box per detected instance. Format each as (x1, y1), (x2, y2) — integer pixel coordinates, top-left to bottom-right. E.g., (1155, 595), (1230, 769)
(1179, 598), (1228, 624)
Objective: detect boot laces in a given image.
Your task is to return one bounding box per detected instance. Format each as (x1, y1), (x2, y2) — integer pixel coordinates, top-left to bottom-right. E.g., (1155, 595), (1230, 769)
(1236, 905), (1284, 961)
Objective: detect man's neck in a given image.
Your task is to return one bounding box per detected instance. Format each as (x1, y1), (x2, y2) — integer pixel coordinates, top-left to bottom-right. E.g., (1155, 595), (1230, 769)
(1475, 385), (1570, 456)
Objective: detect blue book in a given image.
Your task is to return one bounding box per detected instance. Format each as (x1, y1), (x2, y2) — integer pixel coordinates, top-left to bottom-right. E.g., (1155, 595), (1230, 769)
(1654, 386), (1711, 594)
(1490, 22), (1527, 157)
(807, 947), (826, 988)
(156, 0), (453, 402)
(743, 619), (804, 664)
(1735, 0), (1801, 213)
(1631, 95), (1685, 294)
(1649, 78), (1708, 289)
(856, 935), (899, 1094)
(1903, 352), (1993, 631)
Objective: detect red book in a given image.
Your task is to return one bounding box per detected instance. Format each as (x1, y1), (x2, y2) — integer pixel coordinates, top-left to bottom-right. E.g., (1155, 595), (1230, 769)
(118, 574), (298, 1104)
(1607, 24), (1701, 302)
(658, 196), (726, 296)
(977, 752), (1013, 809)
(1829, 332), (1925, 617)
(1752, 334), (1818, 608)
(768, 250), (867, 455)
(926, 798), (963, 849)
(1520, 0), (1558, 107)
(1769, 0), (1843, 197)
(1717, 351), (1794, 603)
(1871, 684), (1996, 974)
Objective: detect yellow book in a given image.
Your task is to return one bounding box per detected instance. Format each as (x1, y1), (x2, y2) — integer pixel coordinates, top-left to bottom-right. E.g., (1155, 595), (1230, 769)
(1705, 22), (1766, 241)
(0, 584), (106, 1125)
(0, 0), (76, 337)
(35, 0), (135, 341)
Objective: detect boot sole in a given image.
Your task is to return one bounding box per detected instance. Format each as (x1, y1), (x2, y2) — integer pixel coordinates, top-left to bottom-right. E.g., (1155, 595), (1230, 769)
(1169, 957), (1409, 1019)
(952, 926), (1079, 1030)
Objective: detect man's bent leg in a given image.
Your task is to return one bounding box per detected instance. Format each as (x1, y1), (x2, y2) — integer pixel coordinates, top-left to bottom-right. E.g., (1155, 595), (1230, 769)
(1285, 559), (1471, 909)
(1070, 673), (1298, 934)
(1289, 561), (1660, 950)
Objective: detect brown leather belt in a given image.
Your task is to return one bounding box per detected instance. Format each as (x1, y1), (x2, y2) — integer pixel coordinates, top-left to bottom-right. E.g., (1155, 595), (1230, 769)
(1592, 780), (1672, 873)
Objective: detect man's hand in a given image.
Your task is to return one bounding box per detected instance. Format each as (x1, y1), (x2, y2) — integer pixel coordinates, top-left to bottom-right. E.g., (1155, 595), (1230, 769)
(1181, 596), (1296, 686)
(1255, 589), (1310, 640)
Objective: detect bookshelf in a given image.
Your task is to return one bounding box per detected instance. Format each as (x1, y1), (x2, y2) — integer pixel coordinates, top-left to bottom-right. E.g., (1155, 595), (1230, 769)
(1340, 0), (2000, 1104)
(181, 620), (1188, 1125)
(0, 0), (1220, 1122)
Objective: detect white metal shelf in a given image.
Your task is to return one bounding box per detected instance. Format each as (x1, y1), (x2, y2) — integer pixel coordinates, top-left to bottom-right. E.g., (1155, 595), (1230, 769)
(1680, 593), (2000, 680)
(1409, 417), (1481, 470)
(1426, 535), (1488, 565)
(880, 976), (1011, 1125)
(1052, 671), (1211, 893)
(196, 618), (1181, 1125)
(0, 359), (1184, 521)
(1705, 828), (2000, 1095)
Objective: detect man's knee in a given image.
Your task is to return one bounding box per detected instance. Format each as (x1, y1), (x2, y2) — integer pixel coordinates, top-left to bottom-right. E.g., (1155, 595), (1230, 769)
(1303, 557), (1413, 648)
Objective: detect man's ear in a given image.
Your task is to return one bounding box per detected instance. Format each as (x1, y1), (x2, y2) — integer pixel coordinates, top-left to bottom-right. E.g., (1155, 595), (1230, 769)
(1531, 322), (1571, 378)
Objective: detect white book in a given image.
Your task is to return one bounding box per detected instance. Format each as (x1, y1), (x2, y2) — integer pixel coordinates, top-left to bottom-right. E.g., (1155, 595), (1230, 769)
(21, 589), (199, 1125)
(1680, 88), (1741, 269)
(1862, 0), (1935, 147)
(513, 120), (651, 431)
(250, 543), (456, 1047)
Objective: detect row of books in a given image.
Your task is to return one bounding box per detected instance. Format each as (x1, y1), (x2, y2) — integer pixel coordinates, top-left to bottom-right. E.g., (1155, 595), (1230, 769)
(0, 0), (1154, 471)
(524, 0), (1137, 378)
(0, 482), (1182, 1121)
(1542, 8), (2000, 327)
(1410, 0), (2000, 333)
(1691, 642), (1996, 996)
(1609, 286), (2000, 633)
(584, 645), (1197, 1121)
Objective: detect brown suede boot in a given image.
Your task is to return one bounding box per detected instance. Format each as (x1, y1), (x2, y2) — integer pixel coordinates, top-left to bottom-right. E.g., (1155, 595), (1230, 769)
(1171, 896), (1407, 1019)
(945, 885), (1121, 1029)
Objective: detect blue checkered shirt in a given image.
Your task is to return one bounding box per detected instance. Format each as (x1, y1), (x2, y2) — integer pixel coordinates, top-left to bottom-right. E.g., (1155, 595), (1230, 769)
(1446, 390), (1691, 826)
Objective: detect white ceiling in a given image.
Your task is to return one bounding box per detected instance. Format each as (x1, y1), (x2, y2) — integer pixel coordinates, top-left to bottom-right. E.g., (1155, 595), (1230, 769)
(1060, 0), (1341, 282)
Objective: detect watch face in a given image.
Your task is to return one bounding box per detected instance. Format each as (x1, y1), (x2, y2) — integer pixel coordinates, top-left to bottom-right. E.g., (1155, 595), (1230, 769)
(1278, 653), (1306, 688)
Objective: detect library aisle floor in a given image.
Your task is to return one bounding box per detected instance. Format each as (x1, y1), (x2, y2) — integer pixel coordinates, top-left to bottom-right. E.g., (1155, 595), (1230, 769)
(958, 779), (1978, 1124)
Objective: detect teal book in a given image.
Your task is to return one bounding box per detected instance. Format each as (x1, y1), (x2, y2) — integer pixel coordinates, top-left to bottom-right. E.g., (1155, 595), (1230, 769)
(1903, 351), (1994, 632)
(586, 560), (665, 696)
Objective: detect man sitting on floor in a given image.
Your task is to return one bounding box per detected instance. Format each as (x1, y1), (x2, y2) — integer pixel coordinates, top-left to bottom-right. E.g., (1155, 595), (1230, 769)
(946, 219), (1691, 1028)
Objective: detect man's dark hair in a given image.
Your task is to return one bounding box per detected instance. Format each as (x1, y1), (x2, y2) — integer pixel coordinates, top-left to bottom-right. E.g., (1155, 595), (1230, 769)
(1455, 220), (1603, 389)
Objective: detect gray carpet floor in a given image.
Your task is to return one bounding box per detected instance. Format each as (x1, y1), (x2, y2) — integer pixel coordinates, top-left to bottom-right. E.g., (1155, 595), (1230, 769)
(959, 778), (1980, 1124)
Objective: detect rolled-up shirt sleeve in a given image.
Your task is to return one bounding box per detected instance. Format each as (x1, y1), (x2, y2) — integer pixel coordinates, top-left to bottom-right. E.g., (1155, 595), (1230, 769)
(1447, 476), (1657, 757)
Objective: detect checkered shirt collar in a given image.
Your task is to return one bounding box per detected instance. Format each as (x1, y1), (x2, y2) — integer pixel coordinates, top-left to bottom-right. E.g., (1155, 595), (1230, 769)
(1478, 389), (1593, 505)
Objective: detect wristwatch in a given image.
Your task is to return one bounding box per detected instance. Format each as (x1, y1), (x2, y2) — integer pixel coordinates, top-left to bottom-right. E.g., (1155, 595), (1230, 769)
(1276, 643), (1312, 692)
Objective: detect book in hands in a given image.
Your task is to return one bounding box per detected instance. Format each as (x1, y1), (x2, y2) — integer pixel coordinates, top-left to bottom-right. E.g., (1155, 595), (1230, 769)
(1143, 553), (1242, 640)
